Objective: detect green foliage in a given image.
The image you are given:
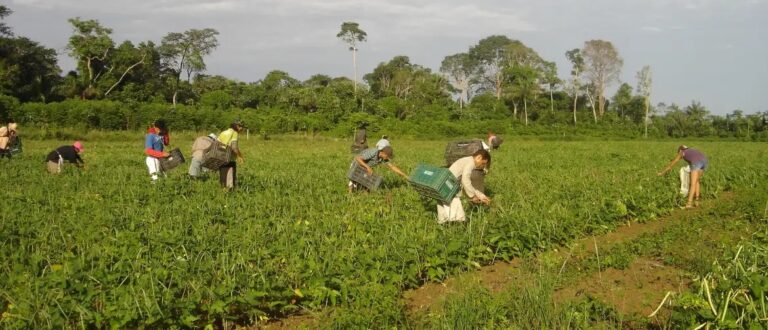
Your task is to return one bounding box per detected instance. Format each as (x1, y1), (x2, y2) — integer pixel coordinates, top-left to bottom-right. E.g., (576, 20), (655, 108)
(0, 138), (765, 328)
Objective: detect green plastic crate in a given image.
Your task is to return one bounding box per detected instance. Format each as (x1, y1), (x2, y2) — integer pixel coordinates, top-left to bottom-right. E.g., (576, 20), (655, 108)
(409, 163), (459, 203)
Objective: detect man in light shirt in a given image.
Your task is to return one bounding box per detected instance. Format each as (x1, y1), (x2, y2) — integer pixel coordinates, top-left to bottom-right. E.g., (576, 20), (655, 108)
(438, 149), (491, 224)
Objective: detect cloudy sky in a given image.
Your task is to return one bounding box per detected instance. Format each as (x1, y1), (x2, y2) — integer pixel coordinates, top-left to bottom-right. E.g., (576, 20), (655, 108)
(5, 0), (767, 114)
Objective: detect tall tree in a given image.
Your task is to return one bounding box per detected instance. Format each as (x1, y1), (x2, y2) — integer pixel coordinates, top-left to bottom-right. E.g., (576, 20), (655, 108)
(336, 22), (367, 95)
(468, 35), (514, 99)
(0, 5), (12, 36)
(582, 40), (623, 117)
(67, 18), (115, 98)
(0, 37), (61, 102)
(636, 65), (652, 138)
(565, 48), (584, 125)
(159, 28), (219, 106)
(541, 61), (559, 113)
(612, 82), (633, 118)
(440, 53), (475, 108)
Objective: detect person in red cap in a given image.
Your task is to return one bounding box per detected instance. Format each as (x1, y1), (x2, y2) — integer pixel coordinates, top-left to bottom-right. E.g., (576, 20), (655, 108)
(658, 145), (708, 209)
(145, 119), (170, 182)
(45, 141), (85, 174)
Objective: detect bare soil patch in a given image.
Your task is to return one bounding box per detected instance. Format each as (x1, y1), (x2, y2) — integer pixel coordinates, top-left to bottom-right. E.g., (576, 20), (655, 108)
(553, 257), (689, 317)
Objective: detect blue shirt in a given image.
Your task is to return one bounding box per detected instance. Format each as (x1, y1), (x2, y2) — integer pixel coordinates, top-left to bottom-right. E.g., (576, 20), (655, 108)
(145, 133), (164, 152)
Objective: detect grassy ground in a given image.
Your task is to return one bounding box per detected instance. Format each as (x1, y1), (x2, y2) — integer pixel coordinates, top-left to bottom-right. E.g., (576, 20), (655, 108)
(1, 134), (766, 328)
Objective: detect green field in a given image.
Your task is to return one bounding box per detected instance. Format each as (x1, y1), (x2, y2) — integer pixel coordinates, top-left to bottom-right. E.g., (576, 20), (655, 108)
(1, 134), (766, 328)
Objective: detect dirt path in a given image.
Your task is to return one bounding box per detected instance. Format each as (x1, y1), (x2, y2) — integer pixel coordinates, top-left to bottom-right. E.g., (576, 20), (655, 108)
(403, 192), (735, 316)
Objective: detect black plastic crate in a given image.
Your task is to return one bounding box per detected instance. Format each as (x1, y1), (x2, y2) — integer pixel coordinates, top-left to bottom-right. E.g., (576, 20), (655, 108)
(347, 161), (382, 191)
(159, 148), (185, 171)
(444, 139), (484, 166)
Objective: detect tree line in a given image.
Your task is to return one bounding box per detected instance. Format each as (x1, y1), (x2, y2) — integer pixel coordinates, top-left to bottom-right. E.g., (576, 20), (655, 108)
(1, 6), (766, 139)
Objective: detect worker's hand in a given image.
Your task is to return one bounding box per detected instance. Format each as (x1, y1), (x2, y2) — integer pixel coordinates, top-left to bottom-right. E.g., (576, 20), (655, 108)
(657, 170), (666, 176)
(163, 152), (171, 158)
(366, 166), (373, 175)
(237, 156), (244, 164)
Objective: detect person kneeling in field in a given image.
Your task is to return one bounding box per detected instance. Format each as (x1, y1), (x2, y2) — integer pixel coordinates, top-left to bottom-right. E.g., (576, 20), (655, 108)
(658, 145), (708, 209)
(0, 122), (19, 159)
(217, 121), (246, 190)
(188, 133), (217, 179)
(144, 120), (170, 182)
(348, 146), (408, 192)
(46, 141), (85, 174)
(438, 149), (491, 224)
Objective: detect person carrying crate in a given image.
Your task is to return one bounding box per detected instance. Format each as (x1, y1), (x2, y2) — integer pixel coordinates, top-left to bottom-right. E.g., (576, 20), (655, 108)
(217, 121), (246, 190)
(46, 141), (85, 174)
(437, 149), (491, 224)
(144, 120), (170, 182)
(348, 146), (408, 192)
(188, 133), (217, 179)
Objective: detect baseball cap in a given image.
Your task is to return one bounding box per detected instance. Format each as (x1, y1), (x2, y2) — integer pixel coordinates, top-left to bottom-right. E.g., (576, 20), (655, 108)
(678, 145), (689, 150)
(73, 141), (84, 152)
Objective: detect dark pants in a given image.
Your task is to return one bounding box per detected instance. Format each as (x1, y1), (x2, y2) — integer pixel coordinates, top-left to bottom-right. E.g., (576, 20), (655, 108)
(0, 149), (10, 159)
(219, 162), (237, 188)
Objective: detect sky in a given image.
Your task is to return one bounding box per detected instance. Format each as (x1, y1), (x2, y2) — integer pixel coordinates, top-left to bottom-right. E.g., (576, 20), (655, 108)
(4, 0), (768, 114)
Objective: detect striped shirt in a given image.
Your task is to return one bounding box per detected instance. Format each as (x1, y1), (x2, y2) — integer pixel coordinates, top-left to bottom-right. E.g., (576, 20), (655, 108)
(358, 147), (388, 167)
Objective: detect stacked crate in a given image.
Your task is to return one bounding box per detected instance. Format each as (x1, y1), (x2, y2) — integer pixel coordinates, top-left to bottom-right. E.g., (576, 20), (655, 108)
(444, 139), (484, 166)
(409, 163), (459, 203)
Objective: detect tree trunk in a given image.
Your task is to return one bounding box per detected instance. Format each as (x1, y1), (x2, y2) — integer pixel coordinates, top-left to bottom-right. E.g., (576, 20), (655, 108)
(572, 92), (578, 125)
(549, 85), (554, 113)
(523, 97), (529, 126)
(597, 81), (605, 117)
(643, 96), (649, 138)
(495, 72), (502, 100)
(352, 48), (358, 95)
(512, 101), (518, 117)
(586, 89), (597, 123)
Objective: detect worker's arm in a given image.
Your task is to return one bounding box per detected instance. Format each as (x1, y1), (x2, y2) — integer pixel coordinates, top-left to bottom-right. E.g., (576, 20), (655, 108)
(386, 163), (409, 179)
(230, 140), (244, 162)
(145, 148), (169, 158)
(658, 152), (683, 176)
(356, 156), (373, 174)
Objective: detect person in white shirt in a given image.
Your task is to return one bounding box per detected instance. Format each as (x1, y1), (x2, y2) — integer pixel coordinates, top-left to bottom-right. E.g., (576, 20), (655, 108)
(437, 149), (491, 224)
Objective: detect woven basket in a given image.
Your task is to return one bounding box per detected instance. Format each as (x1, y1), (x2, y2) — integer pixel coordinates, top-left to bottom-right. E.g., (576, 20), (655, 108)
(202, 141), (231, 169)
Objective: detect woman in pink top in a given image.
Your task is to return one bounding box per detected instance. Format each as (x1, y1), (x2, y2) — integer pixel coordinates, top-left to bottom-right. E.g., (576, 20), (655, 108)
(658, 145), (708, 209)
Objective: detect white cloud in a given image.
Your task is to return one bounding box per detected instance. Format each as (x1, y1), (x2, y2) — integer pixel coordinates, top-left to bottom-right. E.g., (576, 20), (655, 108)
(641, 26), (664, 32)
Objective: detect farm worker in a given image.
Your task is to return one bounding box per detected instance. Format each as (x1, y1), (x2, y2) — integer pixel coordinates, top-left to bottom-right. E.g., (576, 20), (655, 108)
(487, 131), (502, 150)
(375, 135), (391, 150)
(658, 145), (708, 209)
(348, 146), (408, 192)
(45, 141), (84, 174)
(437, 149), (491, 224)
(0, 122), (18, 159)
(188, 133), (217, 178)
(350, 122), (368, 153)
(144, 119), (170, 182)
(217, 121), (245, 190)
